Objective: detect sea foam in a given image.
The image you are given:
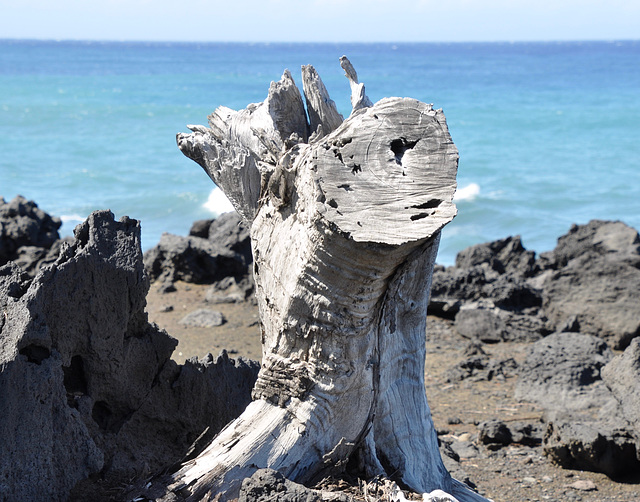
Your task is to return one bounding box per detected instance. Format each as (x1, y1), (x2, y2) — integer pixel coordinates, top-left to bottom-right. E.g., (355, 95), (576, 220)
(60, 214), (86, 224)
(203, 188), (235, 215)
(454, 183), (480, 202)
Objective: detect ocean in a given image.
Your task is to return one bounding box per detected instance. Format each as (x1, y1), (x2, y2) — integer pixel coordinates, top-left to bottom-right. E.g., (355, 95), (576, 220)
(1, 40), (639, 265)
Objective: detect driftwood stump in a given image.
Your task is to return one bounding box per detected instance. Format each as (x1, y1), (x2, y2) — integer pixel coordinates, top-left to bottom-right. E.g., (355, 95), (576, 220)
(172, 58), (489, 502)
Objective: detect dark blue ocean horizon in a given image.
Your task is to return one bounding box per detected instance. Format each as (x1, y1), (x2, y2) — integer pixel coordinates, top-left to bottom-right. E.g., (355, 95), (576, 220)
(2, 39), (639, 264)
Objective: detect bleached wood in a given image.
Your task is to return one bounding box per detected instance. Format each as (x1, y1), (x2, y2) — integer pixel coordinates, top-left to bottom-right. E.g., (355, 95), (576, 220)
(315, 97), (457, 245)
(177, 69), (307, 222)
(340, 55), (373, 113)
(301, 64), (343, 140)
(171, 58), (490, 502)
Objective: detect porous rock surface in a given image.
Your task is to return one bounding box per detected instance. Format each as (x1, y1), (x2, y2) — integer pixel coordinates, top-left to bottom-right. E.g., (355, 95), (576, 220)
(0, 195), (65, 276)
(429, 219), (640, 349)
(0, 210), (258, 502)
(543, 418), (640, 478)
(143, 211), (252, 293)
(238, 468), (354, 502)
(514, 332), (614, 411)
(602, 337), (640, 432)
(539, 220), (640, 350)
(430, 219), (640, 481)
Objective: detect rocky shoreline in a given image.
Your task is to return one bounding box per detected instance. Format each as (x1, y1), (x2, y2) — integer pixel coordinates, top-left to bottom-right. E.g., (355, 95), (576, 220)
(1, 194), (640, 501)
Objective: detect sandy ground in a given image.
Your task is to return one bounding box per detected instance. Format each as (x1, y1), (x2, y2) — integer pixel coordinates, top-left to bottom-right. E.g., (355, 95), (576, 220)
(146, 281), (262, 363)
(146, 282), (640, 502)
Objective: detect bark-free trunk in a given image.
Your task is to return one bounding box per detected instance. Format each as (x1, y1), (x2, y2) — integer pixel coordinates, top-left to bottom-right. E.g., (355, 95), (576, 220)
(171, 58), (489, 502)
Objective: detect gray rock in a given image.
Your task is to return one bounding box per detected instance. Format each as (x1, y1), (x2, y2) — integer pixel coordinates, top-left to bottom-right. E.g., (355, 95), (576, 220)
(205, 275), (254, 304)
(439, 440), (477, 491)
(0, 195), (61, 260)
(541, 253), (640, 349)
(431, 220), (640, 351)
(144, 232), (248, 287)
(430, 266), (542, 313)
(0, 210), (259, 501)
(238, 468), (354, 502)
(0, 196), (65, 275)
(566, 480), (597, 492)
(179, 308), (226, 327)
(447, 354), (490, 382)
(447, 353), (518, 383)
(455, 235), (538, 278)
(1, 211), (151, 501)
(477, 420), (542, 449)
(464, 308), (546, 344)
(509, 422), (544, 446)
(454, 306), (547, 344)
(440, 439), (460, 462)
(538, 219), (640, 270)
(544, 419), (640, 478)
(601, 338), (640, 434)
(208, 211), (252, 264)
(144, 212), (253, 293)
(455, 308), (505, 343)
(537, 220), (640, 349)
(189, 218), (214, 238)
(449, 439), (481, 459)
(499, 310), (549, 342)
(107, 350), (257, 475)
(189, 213), (252, 262)
(478, 420), (512, 447)
(515, 332), (615, 411)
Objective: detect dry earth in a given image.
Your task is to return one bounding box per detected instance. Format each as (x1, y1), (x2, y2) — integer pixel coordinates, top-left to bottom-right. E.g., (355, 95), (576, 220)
(146, 282), (640, 502)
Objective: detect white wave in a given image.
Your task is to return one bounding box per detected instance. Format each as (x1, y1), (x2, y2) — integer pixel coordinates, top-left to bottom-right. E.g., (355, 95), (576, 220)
(60, 214), (86, 224)
(454, 183), (480, 201)
(203, 188), (235, 215)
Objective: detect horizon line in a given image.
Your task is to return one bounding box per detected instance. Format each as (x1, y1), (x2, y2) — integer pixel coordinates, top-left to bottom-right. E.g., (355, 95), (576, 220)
(2, 37), (639, 45)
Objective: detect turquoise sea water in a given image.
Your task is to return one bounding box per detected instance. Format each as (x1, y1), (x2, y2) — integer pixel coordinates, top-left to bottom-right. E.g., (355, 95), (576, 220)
(1, 40), (639, 265)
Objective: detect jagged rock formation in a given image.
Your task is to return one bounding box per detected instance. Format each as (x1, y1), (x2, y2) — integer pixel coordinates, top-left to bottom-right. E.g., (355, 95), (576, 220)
(429, 220), (640, 348)
(538, 220), (640, 349)
(0, 195), (66, 276)
(428, 219), (640, 481)
(0, 210), (258, 502)
(144, 211), (252, 294)
(514, 332), (615, 411)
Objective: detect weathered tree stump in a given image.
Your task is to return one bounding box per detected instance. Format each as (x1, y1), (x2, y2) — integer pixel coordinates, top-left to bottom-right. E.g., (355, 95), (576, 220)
(172, 58), (488, 502)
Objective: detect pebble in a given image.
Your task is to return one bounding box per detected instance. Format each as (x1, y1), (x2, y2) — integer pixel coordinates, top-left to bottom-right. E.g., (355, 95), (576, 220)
(178, 309), (226, 327)
(566, 479), (597, 491)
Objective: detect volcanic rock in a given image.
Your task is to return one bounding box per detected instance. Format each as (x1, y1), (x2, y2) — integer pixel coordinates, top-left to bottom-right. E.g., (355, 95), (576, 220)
(543, 419), (640, 478)
(455, 308), (505, 343)
(0, 210), (259, 501)
(538, 219), (640, 270)
(0, 195), (63, 275)
(477, 420), (542, 449)
(144, 212), (252, 293)
(601, 338), (640, 437)
(179, 308), (226, 327)
(515, 332), (614, 411)
(455, 235), (538, 278)
(539, 220), (640, 349)
(238, 469), (354, 502)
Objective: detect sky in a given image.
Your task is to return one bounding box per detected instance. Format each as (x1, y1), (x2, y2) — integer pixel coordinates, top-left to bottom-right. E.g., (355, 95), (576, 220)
(1, 0), (638, 43)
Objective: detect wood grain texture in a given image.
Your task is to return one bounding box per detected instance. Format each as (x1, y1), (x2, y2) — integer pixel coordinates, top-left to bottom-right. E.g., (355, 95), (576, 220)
(170, 58), (489, 502)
